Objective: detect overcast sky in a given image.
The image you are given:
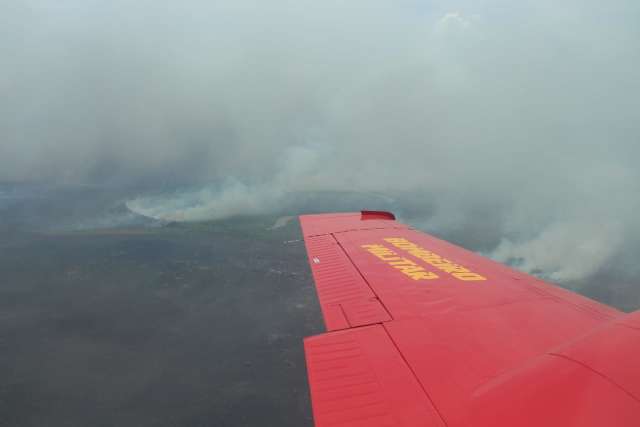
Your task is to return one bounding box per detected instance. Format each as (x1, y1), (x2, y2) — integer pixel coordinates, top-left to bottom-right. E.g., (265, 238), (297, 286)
(1, 1), (639, 291)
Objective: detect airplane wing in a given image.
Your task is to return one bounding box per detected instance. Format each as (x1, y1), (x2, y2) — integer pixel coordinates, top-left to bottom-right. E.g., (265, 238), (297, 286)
(299, 211), (640, 427)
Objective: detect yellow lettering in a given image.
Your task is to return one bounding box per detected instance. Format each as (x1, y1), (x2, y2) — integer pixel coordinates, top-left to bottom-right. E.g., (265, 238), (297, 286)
(388, 258), (416, 266)
(409, 271), (439, 280)
(361, 243), (439, 281)
(383, 238), (487, 282)
(396, 266), (425, 274)
(452, 272), (486, 281)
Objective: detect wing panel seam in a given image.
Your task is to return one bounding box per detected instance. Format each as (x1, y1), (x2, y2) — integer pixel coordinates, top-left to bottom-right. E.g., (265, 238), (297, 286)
(548, 353), (640, 404)
(381, 323), (450, 427)
(331, 232), (394, 323)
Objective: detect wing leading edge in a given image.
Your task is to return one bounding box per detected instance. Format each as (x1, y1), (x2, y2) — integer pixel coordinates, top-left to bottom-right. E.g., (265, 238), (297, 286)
(299, 211), (640, 427)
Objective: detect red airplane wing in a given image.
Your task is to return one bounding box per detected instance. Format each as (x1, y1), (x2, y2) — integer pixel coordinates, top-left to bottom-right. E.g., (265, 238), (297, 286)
(300, 211), (640, 427)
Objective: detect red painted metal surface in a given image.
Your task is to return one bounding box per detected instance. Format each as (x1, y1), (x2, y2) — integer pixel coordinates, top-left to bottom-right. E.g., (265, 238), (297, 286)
(304, 325), (444, 427)
(302, 233), (390, 331)
(299, 212), (640, 426)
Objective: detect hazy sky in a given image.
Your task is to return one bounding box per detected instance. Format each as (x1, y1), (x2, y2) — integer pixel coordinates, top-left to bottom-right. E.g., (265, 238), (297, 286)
(2, 1), (640, 289)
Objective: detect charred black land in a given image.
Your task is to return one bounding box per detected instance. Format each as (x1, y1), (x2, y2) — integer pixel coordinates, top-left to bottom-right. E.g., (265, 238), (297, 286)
(0, 183), (638, 426)
(0, 205), (322, 426)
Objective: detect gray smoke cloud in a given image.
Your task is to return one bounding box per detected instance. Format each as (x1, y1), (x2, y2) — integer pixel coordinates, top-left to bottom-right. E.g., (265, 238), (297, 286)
(2, 1), (640, 291)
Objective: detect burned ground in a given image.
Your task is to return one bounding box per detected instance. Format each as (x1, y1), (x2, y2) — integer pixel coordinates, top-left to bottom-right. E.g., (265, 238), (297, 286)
(0, 216), (321, 426)
(0, 184), (637, 426)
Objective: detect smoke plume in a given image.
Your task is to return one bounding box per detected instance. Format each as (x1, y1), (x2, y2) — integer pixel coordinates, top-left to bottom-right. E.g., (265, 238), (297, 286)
(2, 1), (640, 291)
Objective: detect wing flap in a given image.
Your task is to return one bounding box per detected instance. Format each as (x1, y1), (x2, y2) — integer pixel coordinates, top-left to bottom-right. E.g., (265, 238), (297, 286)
(304, 325), (445, 427)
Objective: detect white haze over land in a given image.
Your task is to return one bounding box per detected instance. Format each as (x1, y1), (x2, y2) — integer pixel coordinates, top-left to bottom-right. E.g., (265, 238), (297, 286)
(2, 1), (640, 287)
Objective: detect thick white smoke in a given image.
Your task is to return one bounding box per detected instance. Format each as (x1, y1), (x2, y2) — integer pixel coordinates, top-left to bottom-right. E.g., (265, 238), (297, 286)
(2, 1), (640, 286)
